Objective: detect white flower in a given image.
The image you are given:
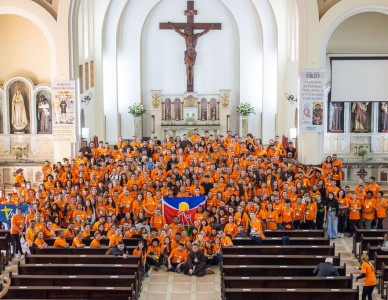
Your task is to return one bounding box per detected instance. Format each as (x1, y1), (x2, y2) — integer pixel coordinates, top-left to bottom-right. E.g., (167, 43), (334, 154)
(128, 103), (146, 117)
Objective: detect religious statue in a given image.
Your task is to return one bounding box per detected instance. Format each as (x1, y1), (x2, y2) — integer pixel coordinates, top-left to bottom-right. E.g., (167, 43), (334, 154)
(168, 22), (214, 90)
(11, 89), (29, 131)
(312, 102), (323, 125)
(37, 95), (51, 133)
(352, 102), (369, 131)
(381, 102), (388, 131)
(331, 102), (343, 131)
(174, 99), (181, 120)
(165, 98), (172, 121)
(210, 98), (217, 121)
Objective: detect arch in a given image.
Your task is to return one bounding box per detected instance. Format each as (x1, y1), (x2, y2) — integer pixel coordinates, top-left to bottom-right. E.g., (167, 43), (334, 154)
(0, 5), (57, 78)
(320, 4), (388, 68)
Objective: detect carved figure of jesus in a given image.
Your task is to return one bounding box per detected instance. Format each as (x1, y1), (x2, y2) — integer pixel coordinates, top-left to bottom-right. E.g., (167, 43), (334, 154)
(168, 22), (214, 89)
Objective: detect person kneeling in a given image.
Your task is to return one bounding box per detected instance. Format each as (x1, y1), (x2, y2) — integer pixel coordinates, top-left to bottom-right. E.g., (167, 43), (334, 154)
(167, 243), (187, 272)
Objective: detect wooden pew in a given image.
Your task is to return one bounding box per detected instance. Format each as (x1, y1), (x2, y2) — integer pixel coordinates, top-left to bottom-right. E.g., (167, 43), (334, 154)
(222, 287), (359, 300)
(222, 245), (335, 256)
(31, 246), (135, 255)
(380, 262), (388, 298)
(221, 264), (346, 277)
(358, 235), (383, 261)
(223, 275), (353, 289)
(4, 285), (133, 300)
(232, 237), (330, 246)
(43, 238), (141, 247)
(25, 253), (140, 265)
(263, 230), (325, 237)
(221, 254), (340, 266)
(375, 253), (388, 273)
(352, 228), (386, 255)
(10, 274), (137, 297)
(366, 244), (385, 261)
(17, 262), (140, 276)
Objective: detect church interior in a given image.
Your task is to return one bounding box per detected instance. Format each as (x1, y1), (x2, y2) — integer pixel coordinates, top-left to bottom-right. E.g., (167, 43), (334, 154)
(0, 0), (387, 299)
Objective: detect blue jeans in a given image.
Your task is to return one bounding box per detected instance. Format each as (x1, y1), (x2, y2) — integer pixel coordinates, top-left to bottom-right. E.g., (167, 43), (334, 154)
(327, 210), (338, 239)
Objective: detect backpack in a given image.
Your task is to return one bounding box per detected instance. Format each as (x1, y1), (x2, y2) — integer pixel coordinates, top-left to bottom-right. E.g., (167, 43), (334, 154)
(282, 236), (290, 245)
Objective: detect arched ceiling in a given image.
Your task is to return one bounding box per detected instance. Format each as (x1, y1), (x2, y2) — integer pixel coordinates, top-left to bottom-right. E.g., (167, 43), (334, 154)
(317, 0), (341, 19)
(31, 0), (59, 20)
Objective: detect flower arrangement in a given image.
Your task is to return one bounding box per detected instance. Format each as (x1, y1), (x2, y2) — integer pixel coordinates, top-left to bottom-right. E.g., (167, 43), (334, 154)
(236, 103), (255, 116)
(128, 103), (146, 117)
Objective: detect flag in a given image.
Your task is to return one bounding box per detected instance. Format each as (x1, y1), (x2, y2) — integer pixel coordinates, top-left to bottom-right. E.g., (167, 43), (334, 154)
(0, 204), (29, 226)
(162, 196), (206, 228)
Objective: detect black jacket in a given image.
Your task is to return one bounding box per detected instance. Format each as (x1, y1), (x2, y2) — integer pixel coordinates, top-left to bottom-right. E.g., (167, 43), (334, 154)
(313, 262), (339, 276)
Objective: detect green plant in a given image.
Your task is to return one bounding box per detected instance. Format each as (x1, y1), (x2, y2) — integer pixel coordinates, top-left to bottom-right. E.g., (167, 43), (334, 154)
(128, 103), (146, 117)
(185, 116), (196, 123)
(236, 102), (255, 116)
(358, 148), (368, 160)
(14, 147), (22, 160)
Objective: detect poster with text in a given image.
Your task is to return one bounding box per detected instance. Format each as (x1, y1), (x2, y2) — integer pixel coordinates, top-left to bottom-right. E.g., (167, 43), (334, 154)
(51, 80), (76, 141)
(299, 69), (325, 133)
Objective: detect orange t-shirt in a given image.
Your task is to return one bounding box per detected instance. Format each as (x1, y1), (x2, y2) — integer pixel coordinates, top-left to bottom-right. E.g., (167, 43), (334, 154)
(376, 198), (388, 218)
(11, 215), (25, 234)
(348, 199), (361, 220)
(224, 223), (238, 237)
(361, 261), (376, 286)
(90, 239), (101, 248)
(265, 211), (278, 231)
(362, 199), (376, 220)
(169, 248), (187, 263)
(281, 208), (295, 225)
(54, 236), (67, 247)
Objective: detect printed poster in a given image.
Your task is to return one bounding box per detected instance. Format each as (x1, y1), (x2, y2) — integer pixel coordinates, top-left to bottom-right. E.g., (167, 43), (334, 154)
(299, 69), (325, 133)
(51, 81), (76, 141)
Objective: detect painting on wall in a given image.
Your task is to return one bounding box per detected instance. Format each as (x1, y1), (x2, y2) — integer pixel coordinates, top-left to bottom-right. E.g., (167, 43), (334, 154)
(8, 80), (30, 134)
(36, 89), (52, 134)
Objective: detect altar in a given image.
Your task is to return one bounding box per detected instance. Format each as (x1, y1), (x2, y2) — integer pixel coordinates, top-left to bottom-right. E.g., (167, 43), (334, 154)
(150, 90), (231, 139)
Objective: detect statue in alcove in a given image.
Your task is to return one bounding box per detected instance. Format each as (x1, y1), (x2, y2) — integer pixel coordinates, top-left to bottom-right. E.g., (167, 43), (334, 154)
(11, 90), (29, 131)
(37, 95), (51, 133)
(330, 102), (343, 131)
(352, 102), (369, 131)
(381, 102), (388, 132)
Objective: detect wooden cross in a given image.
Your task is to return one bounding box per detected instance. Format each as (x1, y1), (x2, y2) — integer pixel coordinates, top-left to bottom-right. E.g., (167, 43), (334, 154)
(356, 168), (368, 180)
(160, 1), (221, 92)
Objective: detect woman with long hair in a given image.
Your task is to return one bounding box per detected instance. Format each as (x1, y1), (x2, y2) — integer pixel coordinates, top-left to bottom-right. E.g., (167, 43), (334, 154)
(133, 240), (150, 277)
(326, 192), (339, 239)
(355, 254), (376, 300)
(337, 189), (348, 238)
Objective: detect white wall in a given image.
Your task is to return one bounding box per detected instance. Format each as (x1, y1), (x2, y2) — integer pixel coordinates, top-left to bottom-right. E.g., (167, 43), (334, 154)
(139, 0), (239, 136)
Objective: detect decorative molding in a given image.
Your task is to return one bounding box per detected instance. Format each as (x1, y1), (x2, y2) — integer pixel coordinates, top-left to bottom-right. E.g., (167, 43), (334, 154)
(317, 0), (341, 20)
(31, 0), (59, 20)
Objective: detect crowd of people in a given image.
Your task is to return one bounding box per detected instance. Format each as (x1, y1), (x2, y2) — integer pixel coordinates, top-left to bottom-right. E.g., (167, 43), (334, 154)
(4, 130), (387, 277)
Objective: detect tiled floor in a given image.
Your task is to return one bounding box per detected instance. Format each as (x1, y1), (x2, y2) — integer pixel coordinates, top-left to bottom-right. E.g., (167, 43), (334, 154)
(139, 266), (221, 300)
(139, 237), (378, 300)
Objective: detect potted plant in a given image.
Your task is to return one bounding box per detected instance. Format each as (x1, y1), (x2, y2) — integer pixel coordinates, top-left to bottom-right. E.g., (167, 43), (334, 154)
(185, 116), (196, 125)
(236, 102), (255, 137)
(128, 103), (146, 139)
(358, 148), (368, 162)
(236, 102), (256, 116)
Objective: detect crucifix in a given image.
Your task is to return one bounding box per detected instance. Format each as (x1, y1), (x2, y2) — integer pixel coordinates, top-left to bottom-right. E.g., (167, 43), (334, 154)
(160, 1), (221, 92)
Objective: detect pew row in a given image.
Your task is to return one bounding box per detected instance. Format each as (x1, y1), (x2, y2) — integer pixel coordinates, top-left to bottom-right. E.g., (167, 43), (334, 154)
(222, 244), (335, 256)
(232, 237), (330, 246)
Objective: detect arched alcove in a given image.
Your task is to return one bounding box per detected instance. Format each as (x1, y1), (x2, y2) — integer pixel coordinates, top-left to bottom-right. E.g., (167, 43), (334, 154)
(139, 0), (240, 135)
(0, 14), (51, 84)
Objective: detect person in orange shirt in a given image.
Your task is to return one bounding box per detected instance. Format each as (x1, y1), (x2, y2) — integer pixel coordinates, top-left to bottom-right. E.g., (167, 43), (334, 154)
(362, 191), (376, 229)
(348, 194), (361, 236)
(34, 231), (48, 249)
(150, 209), (166, 230)
(218, 230), (233, 247)
(355, 253), (376, 300)
(54, 230), (69, 248)
(224, 216), (238, 237)
(292, 197), (305, 229)
(167, 243), (187, 272)
(304, 196), (317, 230)
(10, 207), (25, 257)
(249, 211), (265, 239)
(147, 238), (164, 271)
(281, 200), (295, 229)
(72, 230), (85, 248)
(90, 232), (102, 248)
(265, 203), (278, 231)
(234, 205), (249, 231)
(376, 191), (388, 229)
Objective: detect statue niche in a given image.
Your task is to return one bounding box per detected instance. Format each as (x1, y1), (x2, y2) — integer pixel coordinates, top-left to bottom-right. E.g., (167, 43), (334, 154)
(164, 98), (172, 121)
(174, 98), (182, 121)
(200, 98), (207, 120)
(9, 80), (30, 134)
(36, 90), (52, 134)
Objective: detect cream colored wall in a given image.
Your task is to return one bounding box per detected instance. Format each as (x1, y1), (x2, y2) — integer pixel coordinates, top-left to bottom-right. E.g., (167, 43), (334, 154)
(327, 12), (388, 53)
(0, 14), (51, 84)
